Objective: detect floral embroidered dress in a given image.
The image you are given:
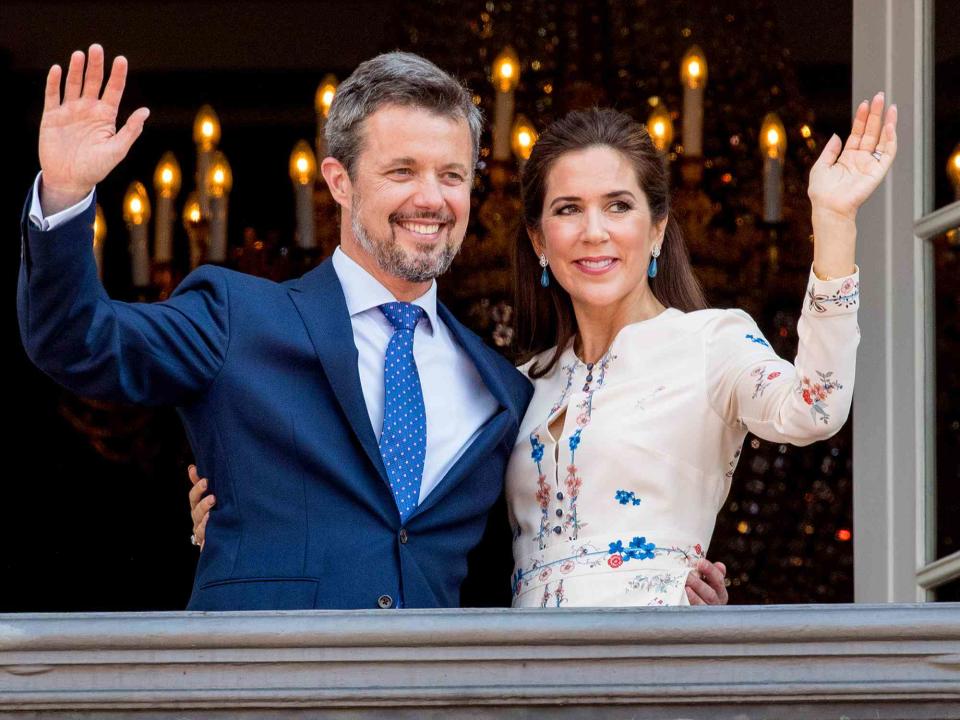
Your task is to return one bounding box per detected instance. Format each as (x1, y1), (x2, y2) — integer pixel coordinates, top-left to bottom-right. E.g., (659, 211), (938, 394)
(506, 268), (860, 607)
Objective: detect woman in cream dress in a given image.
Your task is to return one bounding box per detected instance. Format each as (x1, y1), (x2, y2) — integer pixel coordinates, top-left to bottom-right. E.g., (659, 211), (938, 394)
(508, 97), (895, 607)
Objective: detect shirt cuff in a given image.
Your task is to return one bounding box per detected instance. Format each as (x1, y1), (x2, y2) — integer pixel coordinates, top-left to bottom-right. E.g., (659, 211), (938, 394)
(28, 172), (96, 230)
(803, 264), (860, 316)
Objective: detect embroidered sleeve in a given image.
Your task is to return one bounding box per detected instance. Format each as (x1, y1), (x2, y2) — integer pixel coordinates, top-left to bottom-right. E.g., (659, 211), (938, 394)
(705, 266), (860, 445)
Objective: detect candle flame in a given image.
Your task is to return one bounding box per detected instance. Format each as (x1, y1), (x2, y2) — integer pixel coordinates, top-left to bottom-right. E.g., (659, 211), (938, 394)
(201, 121), (214, 139)
(213, 168), (225, 185)
(766, 128), (780, 146)
(491, 47), (521, 92)
(510, 115), (537, 161)
(652, 120), (666, 138)
(680, 46), (707, 89)
(296, 156), (309, 173)
(189, 205), (201, 223)
(315, 74), (339, 117)
(123, 181), (150, 225)
(800, 124), (812, 138)
(153, 152), (182, 196)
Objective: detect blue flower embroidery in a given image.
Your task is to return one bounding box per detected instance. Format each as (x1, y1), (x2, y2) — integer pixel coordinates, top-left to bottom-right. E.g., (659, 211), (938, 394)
(608, 536), (656, 562)
(746, 333), (770, 348)
(529, 435), (545, 464)
(615, 489), (642, 506)
(627, 536), (656, 560)
(568, 430), (582, 452)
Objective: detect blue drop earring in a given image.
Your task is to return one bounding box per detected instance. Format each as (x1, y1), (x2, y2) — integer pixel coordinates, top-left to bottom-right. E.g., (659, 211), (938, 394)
(539, 253), (550, 287)
(648, 244), (661, 278)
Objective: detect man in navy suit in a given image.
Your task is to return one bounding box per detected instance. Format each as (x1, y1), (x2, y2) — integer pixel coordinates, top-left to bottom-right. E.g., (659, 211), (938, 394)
(19, 46), (729, 609)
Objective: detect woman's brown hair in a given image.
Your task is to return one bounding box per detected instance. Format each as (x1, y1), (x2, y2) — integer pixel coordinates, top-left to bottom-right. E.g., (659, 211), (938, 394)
(513, 107), (708, 377)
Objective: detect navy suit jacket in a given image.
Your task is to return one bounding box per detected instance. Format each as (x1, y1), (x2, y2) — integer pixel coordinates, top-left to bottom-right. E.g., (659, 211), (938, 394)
(17, 195), (533, 610)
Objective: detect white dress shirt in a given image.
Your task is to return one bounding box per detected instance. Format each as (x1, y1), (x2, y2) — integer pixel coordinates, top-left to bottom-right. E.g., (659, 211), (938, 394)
(29, 174), (500, 503)
(331, 247), (499, 501)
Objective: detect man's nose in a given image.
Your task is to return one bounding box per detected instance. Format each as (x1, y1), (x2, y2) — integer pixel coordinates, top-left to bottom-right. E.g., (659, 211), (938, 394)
(412, 175), (445, 211)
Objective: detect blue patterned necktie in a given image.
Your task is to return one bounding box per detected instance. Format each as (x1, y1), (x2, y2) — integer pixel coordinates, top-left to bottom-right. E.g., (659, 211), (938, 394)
(378, 302), (427, 521)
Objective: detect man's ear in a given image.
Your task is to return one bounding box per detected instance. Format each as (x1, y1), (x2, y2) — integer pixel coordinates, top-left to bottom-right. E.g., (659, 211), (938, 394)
(321, 157), (352, 209)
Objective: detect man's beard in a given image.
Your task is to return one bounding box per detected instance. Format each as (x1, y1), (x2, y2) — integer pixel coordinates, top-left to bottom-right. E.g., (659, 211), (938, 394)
(351, 192), (460, 283)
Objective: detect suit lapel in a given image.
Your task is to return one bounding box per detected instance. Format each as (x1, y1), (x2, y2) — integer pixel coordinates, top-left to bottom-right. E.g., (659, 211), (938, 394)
(411, 303), (519, 519)
(287, 259), (389, 486)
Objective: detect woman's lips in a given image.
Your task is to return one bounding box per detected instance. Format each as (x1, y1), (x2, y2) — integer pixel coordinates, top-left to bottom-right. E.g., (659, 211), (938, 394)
(573, 257), (619, 275)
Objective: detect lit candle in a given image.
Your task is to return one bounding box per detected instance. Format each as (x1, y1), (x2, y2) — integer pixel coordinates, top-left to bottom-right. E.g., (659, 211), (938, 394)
(289, 140), (318, 249)
(182, 192), (204, 269)
(123, 181), (151, 288)
(948, 143), (960, 201)
(680, 46), (707, 158)
(646, 102), (674, 154)
(760, 113), (787, 223)
(152, 152), (181, 263)
(193, 105), (221, 217)
(491, 47), (520, 162)
(511, 114), (537, 171)
(314, 74), (337, 160)
(93, 203), (106, 280)
(205, 151), (232, 263)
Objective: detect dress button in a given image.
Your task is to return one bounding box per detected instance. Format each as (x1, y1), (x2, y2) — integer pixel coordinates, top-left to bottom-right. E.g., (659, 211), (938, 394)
(553, 526), (562, 534)
(556, 492), (564, 500)
(555, 509), (563, 517)
(377, 594), (394, 609)
(399, 528), (408, 544)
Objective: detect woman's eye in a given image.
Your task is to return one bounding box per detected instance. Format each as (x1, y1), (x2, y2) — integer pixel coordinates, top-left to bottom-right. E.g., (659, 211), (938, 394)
(556, 204), (580, 215)
(609, 201), (632, 213)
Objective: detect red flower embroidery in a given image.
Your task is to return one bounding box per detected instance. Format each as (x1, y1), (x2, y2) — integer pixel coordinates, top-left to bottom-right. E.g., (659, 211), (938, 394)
(767, 371), (781, 380)
(560, 560), (575, 574)
(539, 568), (552, 582)
(802, 388), (813, 405)
(535, 474), (550, 509)
(607, 554), (623, 568)
(694, 544), (703, 555)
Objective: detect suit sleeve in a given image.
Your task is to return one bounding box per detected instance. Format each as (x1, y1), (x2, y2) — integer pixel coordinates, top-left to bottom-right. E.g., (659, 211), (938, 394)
(17, 190), (229, 406)
(705, 267), (860, 445)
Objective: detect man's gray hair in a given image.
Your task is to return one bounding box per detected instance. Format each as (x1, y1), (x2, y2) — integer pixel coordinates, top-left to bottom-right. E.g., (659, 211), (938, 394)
(325, 51), (482, 178)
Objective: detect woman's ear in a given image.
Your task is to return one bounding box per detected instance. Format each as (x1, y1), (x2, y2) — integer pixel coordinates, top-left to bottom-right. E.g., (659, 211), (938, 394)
(321, 157), (352, 209)
(651, 216), (669, 247)
(527, 226), (544, 258)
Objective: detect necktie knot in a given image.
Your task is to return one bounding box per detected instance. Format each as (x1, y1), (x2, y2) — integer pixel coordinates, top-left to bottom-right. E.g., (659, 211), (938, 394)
(379, 302), (425, 332)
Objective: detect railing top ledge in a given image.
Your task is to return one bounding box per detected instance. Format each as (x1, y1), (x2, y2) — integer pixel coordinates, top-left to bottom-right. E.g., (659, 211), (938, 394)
(1, 602), (958, 651)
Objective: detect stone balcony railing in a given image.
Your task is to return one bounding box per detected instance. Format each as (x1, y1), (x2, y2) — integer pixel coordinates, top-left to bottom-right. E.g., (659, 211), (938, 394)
(2, 603), (959, 718)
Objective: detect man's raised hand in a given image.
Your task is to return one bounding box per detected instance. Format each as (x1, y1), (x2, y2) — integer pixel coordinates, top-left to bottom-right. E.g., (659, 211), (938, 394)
(39, 44), (150, 215)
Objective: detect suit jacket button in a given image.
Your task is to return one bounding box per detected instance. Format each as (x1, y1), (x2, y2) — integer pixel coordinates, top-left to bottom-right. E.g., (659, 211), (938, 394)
(399, 528), (409, 544)
(377, 594), (394, 609)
